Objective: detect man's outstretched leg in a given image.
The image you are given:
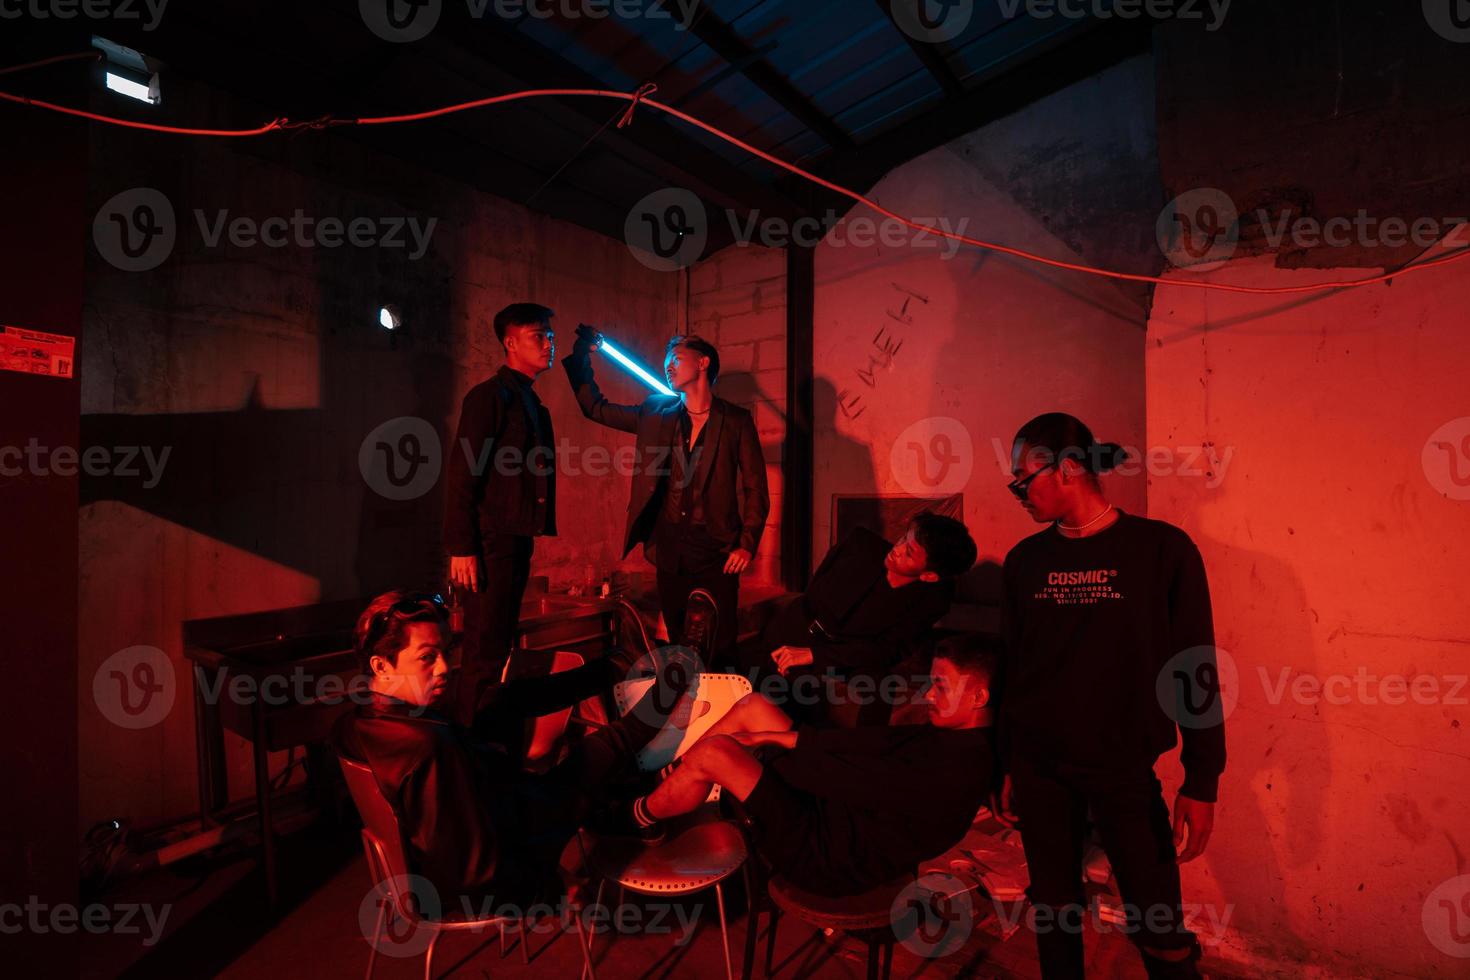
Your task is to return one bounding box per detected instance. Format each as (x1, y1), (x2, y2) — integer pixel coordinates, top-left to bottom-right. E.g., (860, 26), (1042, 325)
(643, 735), (767, 820)
(703, 691), (794, 740)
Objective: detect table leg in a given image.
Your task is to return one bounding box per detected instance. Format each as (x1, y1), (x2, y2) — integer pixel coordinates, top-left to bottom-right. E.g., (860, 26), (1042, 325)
(193, 665), (228, 824)
(252, 702), (277, 906)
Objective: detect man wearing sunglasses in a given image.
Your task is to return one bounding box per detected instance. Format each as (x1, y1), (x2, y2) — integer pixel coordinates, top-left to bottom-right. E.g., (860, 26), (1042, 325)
(999, 413), (1225, 980)
(334, 589), (698, 911)
(563, 327), (769, 669)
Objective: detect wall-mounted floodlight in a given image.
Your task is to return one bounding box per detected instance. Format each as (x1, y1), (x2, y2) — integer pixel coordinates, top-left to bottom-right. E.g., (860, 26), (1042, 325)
(93, 36), (161, 106)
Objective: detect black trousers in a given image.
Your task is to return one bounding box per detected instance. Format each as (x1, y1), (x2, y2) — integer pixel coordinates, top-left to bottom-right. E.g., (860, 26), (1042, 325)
(458, 533), (534, 724)
(488, 664), (672, 905)
(1009, 750), (1200, 979)
(656, 562), (740, 670)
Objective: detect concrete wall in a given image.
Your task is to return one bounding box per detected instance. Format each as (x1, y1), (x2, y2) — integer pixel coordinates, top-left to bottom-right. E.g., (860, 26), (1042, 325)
(685, 244), (787, 587)
(812, 56), (1159, 595)
(79, 76), (680, 829)
(1146, 8), (1470, 975)
(1148, 247), (1470, 978)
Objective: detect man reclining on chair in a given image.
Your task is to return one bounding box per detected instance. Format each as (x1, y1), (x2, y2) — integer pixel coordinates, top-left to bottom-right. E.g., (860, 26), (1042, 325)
(748, 511), (977, 725)
(333, 588), (711, 911)
(627, 634), (998, 898)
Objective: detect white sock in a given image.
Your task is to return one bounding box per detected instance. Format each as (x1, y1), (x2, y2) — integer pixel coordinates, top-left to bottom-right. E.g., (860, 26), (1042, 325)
(632, 795), (658, 828)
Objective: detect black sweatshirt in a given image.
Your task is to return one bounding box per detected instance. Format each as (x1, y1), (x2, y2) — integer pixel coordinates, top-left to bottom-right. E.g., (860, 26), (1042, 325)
(770, 723), (994, 892)
(1000, 511), (1226, 802)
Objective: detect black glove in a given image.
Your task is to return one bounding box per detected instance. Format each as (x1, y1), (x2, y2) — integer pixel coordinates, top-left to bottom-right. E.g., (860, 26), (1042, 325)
(572, 323), (602, 356)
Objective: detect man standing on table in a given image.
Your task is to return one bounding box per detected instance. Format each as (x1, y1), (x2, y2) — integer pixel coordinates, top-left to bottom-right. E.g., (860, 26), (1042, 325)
(444, 303), (557, 723)
(563, 326), (769, 669)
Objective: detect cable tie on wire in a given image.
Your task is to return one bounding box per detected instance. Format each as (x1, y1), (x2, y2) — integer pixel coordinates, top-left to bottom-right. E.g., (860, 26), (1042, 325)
(279, 114), (347, 132)
(617, 82), (658, 129)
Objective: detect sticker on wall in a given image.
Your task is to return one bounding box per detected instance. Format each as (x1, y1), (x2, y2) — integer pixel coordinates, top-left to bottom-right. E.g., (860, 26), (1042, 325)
(1, 325), (75, 380)
(890, 416), (974, 498)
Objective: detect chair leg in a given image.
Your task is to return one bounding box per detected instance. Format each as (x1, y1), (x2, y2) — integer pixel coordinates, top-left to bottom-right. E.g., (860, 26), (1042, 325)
(880, 940), (894, 980)
(518, 918), (530, 964)
(365, 897), (387, 980)
(423, 925), (442, 980)
(764, 906), (781, 977)
(741, 864), (759, 980)
(866, 938), (880, 980)
(586, 878), (607, 967)
(498, 921), (505, 957)
(573, 905), (597, 980)
(716, 882), (735, 980)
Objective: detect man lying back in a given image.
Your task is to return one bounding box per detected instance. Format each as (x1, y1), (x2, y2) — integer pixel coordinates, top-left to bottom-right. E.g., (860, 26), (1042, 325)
(333, 588), (698, 909)
(627, 634), (999, 897)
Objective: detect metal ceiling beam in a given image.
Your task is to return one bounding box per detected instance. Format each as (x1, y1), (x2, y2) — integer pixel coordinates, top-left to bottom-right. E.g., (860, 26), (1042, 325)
(802, 17), (1155, 210)
(876, 0), (965, 97)
(438, 17), (809, 220)
(681, 7), (855, 152)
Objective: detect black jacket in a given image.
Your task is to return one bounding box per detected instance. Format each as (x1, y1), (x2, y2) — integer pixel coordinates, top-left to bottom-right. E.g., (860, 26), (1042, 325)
(562, 347), (769, 560)
(766, 527), (954, 676)
(332, 660), (623, 906)
(443, 366), (556, 557)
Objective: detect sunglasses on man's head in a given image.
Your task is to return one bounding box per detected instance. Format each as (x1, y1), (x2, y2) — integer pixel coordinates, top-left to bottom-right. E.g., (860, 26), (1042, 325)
(362, 592), (448, 654)
(1007, 461), (1058, 500)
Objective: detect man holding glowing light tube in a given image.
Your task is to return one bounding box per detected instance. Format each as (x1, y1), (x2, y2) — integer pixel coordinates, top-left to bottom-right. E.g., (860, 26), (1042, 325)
(563, 325), (769, 668)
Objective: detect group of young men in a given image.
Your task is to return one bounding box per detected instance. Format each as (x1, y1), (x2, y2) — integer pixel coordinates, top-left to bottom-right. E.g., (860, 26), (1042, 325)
(334, 303), (1227, 980)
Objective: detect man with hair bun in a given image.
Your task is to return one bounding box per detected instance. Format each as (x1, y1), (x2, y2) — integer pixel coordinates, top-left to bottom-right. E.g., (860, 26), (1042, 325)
(999, 412), (1226, 979)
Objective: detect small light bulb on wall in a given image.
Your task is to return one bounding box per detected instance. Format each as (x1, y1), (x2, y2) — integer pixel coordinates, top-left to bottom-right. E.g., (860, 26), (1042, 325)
(379, 305), (402, 331)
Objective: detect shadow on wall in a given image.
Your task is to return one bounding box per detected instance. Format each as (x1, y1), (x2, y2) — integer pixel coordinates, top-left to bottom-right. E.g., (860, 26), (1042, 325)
(813, 375), (878, 551)
(1185, 532), (1330, 963)
(715, 369), (769, 414)
(81, 246), (457, 603)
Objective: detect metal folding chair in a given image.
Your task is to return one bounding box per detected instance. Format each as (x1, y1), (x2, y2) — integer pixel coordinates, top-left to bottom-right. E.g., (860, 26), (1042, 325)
(339, 754), (596, 980)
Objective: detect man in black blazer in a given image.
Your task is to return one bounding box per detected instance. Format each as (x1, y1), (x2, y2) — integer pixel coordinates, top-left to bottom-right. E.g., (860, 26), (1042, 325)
(443, 303), (557, 723)
(563, 326), (769, 668)
(751, 512), (976, 724)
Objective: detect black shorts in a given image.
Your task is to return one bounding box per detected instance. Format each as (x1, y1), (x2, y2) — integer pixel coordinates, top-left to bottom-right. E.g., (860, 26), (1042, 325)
(742, 770), (842, 894)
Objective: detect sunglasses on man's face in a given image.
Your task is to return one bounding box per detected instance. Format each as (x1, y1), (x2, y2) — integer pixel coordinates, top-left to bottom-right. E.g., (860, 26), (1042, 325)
(1007, 461), (1058, 500)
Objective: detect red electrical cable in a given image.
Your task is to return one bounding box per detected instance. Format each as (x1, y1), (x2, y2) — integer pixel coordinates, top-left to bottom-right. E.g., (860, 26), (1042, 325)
(0, 88), (289, 136)
(3, 81), (1466, 295)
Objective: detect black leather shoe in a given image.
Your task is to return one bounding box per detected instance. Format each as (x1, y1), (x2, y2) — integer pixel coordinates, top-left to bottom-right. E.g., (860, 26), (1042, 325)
(680, 588), (719, 664)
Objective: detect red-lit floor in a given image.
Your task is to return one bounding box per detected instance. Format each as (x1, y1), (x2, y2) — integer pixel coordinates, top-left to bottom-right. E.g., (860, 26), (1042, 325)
(80, 826), (1252, 980)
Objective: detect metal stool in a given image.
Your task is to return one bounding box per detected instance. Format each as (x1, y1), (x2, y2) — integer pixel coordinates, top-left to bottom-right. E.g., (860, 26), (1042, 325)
(581, 809), (751, 980)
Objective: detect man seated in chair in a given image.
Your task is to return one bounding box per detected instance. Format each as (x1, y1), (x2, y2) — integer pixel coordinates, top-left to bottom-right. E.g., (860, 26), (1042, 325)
(333, 588), (708, 911)
(627, 634), (998, 898)
(746, 511), (977, 725)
